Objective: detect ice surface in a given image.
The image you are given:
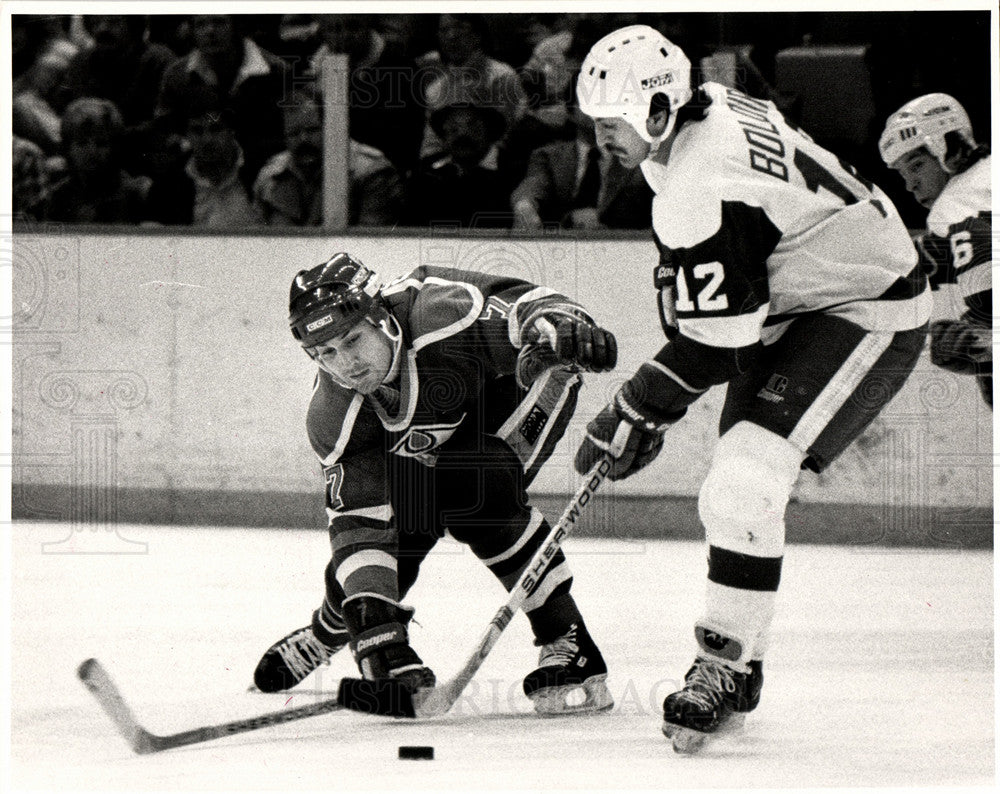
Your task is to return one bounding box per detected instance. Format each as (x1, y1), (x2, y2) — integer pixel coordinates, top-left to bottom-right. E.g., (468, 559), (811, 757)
(8, 523), (994, 790)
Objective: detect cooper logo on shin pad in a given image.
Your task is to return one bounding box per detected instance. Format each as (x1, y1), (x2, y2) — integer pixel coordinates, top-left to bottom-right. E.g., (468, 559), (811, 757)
(695, 625), (744, 663)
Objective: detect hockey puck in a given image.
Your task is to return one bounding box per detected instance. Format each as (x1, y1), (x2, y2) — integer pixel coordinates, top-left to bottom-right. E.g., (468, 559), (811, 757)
(398, 745), (434, 760)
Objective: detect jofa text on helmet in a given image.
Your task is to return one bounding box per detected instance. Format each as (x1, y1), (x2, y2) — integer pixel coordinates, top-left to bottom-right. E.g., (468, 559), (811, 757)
(641, 72), (674, 90)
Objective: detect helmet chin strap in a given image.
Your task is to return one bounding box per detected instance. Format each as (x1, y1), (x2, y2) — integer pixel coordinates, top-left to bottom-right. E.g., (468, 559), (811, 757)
(377, 314), (404, 385)
(645, 105), (681, 159)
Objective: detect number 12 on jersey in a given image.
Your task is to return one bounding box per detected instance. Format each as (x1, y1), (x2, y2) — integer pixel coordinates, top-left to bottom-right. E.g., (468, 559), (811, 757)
(675, 262), (729, 313)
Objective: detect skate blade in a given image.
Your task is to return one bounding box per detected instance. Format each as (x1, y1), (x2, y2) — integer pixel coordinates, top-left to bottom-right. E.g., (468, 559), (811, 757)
(528, 674), (613, 716)
(662, 712), (747, 754)
(664, 723), (710, 754)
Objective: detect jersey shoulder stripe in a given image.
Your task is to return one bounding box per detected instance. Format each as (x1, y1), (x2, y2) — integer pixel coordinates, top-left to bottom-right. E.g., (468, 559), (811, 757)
(927, 156), (992, 236)
(383, 269), (485, 352)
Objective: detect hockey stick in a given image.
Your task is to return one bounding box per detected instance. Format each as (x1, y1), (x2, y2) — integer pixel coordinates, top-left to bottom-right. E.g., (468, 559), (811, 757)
(77, 658), (345, 754)
(339, 454), (613, 719)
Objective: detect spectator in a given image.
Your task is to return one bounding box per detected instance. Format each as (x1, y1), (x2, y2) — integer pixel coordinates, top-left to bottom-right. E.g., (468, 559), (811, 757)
(156, 14), (288, 186)
(61, 16), (178, 178)
(499, 29), (581, 189)
(276, 14), (321, 65)
(403, 88), (513, 229)
(492, 13), (572, 75)
(147, 15), (193, 57)
(499, 16), (625, 188)
(12, 44), (74, 155)
(253, 90), (403, 227)
(145, 96), (262, 227)
(13, 135), (51, 221)
(377, 16), (436, 63)
(311, 15), (425, 174)
(511, 101), (652, 230)
(12, 15), (68, 80)
(46, 98), (151, 224)
(419, 14), (527, 159)
(63, 17), (176, 127)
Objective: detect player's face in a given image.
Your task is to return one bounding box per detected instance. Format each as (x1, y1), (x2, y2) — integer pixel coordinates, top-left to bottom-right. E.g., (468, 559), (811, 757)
(593, 117), (651, 169)
(308, 321), (392, 394)
(892, 149), (950, 208)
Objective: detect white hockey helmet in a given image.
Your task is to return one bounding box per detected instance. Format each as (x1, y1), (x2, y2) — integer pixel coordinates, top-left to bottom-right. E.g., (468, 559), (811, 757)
(878, 93), (974, 172)
(576, 25), (693, 144)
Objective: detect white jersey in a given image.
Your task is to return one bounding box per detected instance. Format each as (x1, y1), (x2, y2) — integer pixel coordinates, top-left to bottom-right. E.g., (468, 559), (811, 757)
(920, 155), (992, 324)
(643, 82), (931, 350)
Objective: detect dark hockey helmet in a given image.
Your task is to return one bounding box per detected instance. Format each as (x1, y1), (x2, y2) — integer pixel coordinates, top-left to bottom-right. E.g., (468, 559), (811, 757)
(289, 252), (387, 348)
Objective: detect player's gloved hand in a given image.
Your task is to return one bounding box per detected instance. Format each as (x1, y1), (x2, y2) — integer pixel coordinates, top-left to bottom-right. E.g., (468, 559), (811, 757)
(523, 309), (618, 373)
(976, 373), (993, 408)
(930, 318), (990, 375)
(341, 596), (435, 694)
(575, 379), (685, 480)
(515, 344), (565, 389)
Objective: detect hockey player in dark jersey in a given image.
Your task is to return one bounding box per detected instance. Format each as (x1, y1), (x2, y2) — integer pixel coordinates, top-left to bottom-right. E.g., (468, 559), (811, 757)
(879, 94), (993, 407)
(252, 251), (618, 715)
(573, 26), (931, 752)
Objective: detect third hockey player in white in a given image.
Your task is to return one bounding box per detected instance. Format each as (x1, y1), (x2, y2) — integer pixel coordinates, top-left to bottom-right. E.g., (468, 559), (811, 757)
(879, 93), (993, 406)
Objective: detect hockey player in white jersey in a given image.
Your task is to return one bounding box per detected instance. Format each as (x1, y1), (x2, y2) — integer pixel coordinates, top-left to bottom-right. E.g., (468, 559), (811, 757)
(573, 25), (931, 753)
(880, 94), (992, 406)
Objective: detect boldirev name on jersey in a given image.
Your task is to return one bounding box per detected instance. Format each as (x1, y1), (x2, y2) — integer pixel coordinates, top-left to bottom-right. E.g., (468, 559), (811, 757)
(725, 90), (789, 183)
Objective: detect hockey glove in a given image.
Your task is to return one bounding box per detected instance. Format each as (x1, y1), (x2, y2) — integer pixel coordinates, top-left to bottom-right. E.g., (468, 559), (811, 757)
(930, 318), (991, 375)
(522, 307), (618, 373)
(976, 373), (993, 408)
(342, 595), (435, 694)
(575, 381), (685, 481)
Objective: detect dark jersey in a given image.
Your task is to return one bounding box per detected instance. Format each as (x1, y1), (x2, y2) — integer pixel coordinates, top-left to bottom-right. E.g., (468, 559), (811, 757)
(305, 265), (587, 600)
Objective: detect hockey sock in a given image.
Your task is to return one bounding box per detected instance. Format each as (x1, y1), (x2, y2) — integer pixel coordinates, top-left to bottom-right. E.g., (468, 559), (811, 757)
(525, 582), (579, 644)
(311, 604), (348, 647)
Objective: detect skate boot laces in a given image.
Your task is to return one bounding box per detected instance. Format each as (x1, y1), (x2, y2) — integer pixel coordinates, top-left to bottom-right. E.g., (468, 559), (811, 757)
(537, 624), (579, 667)
(682, 657), (738, 710)
(276, 627), (333, 680)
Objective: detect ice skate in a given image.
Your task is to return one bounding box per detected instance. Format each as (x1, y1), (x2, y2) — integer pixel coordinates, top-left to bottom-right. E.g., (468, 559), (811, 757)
(522, 622), (613, 715)
(252, 622), (349, 693)
(661, 656), (763, 753)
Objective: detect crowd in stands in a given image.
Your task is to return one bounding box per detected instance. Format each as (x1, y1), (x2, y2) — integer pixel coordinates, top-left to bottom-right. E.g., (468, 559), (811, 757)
(10, 11), (991, 231)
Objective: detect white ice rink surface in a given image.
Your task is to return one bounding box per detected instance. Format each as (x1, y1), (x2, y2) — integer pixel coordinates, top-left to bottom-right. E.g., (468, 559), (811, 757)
(8, 523), (995, 790)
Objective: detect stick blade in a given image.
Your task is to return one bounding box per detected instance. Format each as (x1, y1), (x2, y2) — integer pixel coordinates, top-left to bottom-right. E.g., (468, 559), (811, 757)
(411, 683), (457, 718)
(337, 677), (416, 718)
(77, 658), (158, 754)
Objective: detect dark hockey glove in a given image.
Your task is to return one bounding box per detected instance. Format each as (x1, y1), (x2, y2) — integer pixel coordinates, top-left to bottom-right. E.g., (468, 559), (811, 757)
(575, 382), (685, 481)
(976, 373), (993, 408)
(515, 344), (565, 389)
(930, 318), (990, 375)
(522, 308), (618, 373)
(342, 596), (435, 694)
